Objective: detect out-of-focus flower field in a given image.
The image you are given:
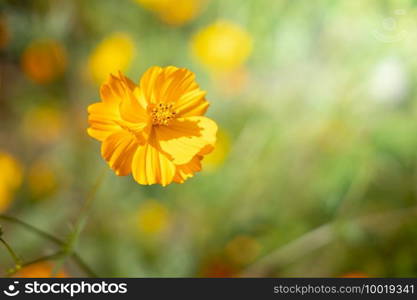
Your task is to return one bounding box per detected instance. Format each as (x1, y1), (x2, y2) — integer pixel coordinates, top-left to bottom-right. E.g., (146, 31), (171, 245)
(1, 0), (417, 277)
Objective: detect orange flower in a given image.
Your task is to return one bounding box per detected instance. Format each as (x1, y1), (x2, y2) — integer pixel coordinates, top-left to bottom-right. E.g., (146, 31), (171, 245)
(341, 272), (368, 278)
(87, 66), (217, 186)
(13, 262), (67, 278)
(21, 39), (67, 84)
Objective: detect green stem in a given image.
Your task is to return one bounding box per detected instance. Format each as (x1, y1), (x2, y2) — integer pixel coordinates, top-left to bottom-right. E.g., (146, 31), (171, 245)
(0, 214), (98, 277)
(0, 238), (22, 267)
(6, 251), (63, 277)
(0, 215), (62, 244)
(241, 206), (417, 276)
(53, 169), (107, 275)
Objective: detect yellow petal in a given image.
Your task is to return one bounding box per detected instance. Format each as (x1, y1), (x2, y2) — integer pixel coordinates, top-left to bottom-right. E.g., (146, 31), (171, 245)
(155, 116), (217, 165)
(87, 102), (121, 141)
(154, 67), (197, 104)
(132, 136), (176, 186)
(101, 131), (138, 176)
(173, 155), (202, 183)
(119, 85), (149, 124)
(88, 72), (146, 142)
(174, 88), (209, 117)
(139, 66), (209, 116)
(100, 73), (133, 104)
(139, 66), (163, 104)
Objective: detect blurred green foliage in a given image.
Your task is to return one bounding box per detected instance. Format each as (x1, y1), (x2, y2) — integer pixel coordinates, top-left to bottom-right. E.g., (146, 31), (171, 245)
(1, 0), (417, 277)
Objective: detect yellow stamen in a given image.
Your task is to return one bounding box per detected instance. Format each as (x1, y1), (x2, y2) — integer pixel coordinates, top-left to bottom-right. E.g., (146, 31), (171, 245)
(150, 103), (177, 126)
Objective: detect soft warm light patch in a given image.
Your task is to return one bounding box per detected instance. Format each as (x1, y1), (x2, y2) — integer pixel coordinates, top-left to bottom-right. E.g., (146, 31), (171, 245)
(0, 152), (23, 212)
(135, 0), (205, 26)
(88, 33), (135, 85)
(191, 20), (252, 72)
(21, 39), (67, 84)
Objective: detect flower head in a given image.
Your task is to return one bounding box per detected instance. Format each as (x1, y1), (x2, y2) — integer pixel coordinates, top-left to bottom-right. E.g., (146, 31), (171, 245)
(87, 66), (217, 186)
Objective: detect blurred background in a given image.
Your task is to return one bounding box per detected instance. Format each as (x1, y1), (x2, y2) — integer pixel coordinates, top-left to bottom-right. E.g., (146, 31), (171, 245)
(1, 0), (417, 277)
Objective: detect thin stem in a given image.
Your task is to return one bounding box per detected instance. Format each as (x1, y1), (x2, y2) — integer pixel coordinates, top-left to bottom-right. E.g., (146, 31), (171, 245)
(0, 238), (22, 267)
(53, 169), (107, 275)
(6, 251), (63, 277)
(72, 253), (97, 278)
(241, 206), (417, 276)
(0, 214), (98, 277)
(0, 215), (62, 245)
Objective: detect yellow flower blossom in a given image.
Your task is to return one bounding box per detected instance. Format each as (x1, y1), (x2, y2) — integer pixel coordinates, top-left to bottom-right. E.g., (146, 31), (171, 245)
(21, 39), (67, 84)
(191, 20), (252, 72)
(13, 262), (67, 278)
(88, 33), (135, 85)
(0, 152), (23, 212)
(136, 0), (205, 26)
(136, 199), (170, 235)
(87, 66), (217, 186)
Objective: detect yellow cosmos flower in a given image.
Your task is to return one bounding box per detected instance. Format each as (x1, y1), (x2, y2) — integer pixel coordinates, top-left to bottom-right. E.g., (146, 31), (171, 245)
(136, 0), (205, 26)
(87, 66), (217, 186)
(0, 152), (23, 212)
(88, 33), (135, 85)
(21, 39), (67, 84)
(191, 20), (252, 72)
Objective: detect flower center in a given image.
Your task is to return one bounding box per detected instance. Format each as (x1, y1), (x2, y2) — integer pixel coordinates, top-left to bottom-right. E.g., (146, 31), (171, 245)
(150, 103), (177, 126)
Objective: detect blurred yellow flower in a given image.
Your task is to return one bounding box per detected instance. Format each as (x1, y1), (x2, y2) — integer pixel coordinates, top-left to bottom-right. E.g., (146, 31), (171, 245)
(13, 262), (67, 278)
(136, 199), (170, 235)
(225, 235), (261, 265)
(88, 33), (135, 85)
(0, 17), (10, 49)
(21, 39), (67, 84)
(203, 129), (230, 171)
(135, 0), (206, 26)
(28, 160), (58, 199)
(87, 66), (217, 186)
(22, 106), (64, 144)
(0, 152), (23, 212)
(191, 20), (252, 72)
